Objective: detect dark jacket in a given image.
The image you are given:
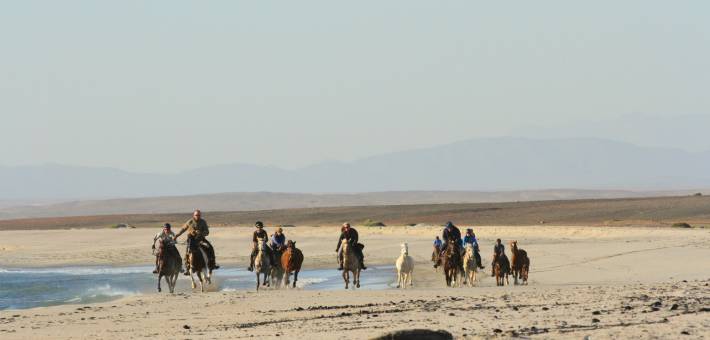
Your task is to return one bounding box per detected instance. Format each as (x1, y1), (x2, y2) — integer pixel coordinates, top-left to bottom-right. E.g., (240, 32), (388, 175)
(335, 228), (359, 251)
(253, 229), (268, 244)
(494, 243), (505, 255)
(176, 218), (209, 241)
(272, 233), (286, 247)
(442, 226), (462, 245)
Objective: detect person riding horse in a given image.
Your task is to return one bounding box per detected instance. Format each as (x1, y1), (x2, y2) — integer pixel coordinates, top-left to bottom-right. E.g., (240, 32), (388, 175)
(174, 210), (220, 275)
(248, 221), (277, 271)
(336, 223), (367, 271)
(271, 227), (287, 252)
(432, 236), (442, 261)
(152, 223), (181, 274)
(462, 229), (485, 270)
(434, 222), (463, 269)
(491, 238), (505, 277)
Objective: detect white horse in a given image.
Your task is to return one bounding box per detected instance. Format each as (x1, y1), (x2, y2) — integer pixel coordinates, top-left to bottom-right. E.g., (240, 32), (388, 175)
(342, 240), (361, 289)
(254, 239), (271, 291)
(462, 244), (478, 287)
(396, 242), (414, 289)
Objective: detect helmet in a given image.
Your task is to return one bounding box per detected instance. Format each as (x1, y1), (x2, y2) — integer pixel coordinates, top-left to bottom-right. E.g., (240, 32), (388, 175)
(163, 223), (171, 229)
(255, 221), (263, 228)
(445, 221), (453, 229)
(497, 238), (501, 243)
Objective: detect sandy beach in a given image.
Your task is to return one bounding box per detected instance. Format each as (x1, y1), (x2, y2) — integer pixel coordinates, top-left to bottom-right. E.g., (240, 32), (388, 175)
(2, 225), (710, 339)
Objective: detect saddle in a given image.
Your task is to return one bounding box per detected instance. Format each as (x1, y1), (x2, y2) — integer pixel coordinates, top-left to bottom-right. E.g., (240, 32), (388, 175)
(186, 235), (208, 253)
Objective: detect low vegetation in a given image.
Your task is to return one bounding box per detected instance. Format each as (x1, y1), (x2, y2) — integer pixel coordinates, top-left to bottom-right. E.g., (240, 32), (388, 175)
(671, 222), (691, 228)
(273, 224), (296, 228)
(108, 223), (136, 229)
(360, 221), (386, 227)
(399, 223), (417, 226)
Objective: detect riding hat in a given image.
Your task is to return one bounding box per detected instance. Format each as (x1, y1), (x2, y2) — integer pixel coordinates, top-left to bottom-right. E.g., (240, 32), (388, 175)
(164, 223), (171, 229)
(255, 221), (263, 228)
(445, 221), (454, 228)
(497, 238), (501, 242)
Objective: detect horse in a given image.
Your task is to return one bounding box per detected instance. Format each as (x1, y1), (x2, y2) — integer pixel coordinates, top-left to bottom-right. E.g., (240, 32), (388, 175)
(156, 241), (181, 293)
(433, 243), (440, 273)
(186, 235), (212, 292)
(462, 244), (478, 287)
(510, 241), (530, 285)
(396, 242), (414, 289)
(282, 240), (303, 289)
(494, 253), (510, 286)
(441, 240), (461, 288)
(341, 239), (361, 289)
(254, 239), (271, 291)
(270, 244), (286, 289)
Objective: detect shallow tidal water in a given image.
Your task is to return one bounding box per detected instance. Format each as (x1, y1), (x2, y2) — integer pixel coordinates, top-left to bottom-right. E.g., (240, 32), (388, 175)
(0, 266), (396, 310)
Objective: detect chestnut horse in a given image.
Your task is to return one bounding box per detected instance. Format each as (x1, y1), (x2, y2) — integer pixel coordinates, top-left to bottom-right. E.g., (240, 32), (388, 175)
(433, 243), (440, 273)
(341, 239), (361, 289)
(282, 240), (303, 289)
(186, 235), (212, 292)
(441, 239), (461, 287)
(156, 242), (181, 293)
(510, 241), (529, 285)
(494, 253), (510, 286)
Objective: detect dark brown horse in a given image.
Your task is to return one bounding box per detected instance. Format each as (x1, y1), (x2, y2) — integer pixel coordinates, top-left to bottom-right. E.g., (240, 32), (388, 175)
(441, 240), (461, 287)
(494, 253), (510, 286)
(156, 242), (181, 293)
(510, 241), (530, 285)
(432, 243), (441, 273)
(282, 240), (303, 289)
(186, 235), (212, 292)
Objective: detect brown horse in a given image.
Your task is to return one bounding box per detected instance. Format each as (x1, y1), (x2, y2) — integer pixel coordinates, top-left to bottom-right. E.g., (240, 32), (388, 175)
(282, 240), (303, 289)
(433, 243), (441, 273)
(494, 253), (510, 286)
(441, 240), (461, 287)
(186, 235), (212, 292)
(510, 241), (529, 285)
(156, 242), (181, 293)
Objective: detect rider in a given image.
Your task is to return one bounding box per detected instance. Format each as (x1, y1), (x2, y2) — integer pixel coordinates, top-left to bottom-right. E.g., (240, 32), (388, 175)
(432, 236), (442, 261)
(272, 227), (287, 251)
(174, 210), (220, 275)
(335, 223), (367, 271)
(491, 238), (505, 277)
(152, 223), (179, 274)
(462, 229), (485, 270)
(247, 221), (277, 271)
(434, 221), (462, 269)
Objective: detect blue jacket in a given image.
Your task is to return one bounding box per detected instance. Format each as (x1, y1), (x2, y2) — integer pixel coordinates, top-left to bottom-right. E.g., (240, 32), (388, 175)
(433, 239), (442, 247)
(272, 233), (286, 247)
(462, 234), (478, 248)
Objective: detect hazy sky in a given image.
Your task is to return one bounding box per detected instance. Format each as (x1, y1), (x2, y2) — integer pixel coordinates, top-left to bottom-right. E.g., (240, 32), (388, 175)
(1, 1), (709, 173)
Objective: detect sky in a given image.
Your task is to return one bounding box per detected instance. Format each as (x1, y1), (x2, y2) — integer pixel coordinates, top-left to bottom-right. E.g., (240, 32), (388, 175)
(1, 1), (709, 173)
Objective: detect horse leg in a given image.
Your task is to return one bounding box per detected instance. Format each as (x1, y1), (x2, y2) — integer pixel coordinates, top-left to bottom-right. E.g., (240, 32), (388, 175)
(157, 273), (162, 292)
(256, 272), (261, 291)
(355, 268), (361, 289)
(397, 269), (402, 288)
(190, 268), (197, 289)
(284, 271), (291, 288)
(343, 270), (349, 289)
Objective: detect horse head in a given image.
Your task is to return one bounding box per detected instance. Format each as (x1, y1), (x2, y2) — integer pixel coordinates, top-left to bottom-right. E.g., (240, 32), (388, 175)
(342, 239), (350, 254)
(257, 239), (266, 251)
(400, 243), (408, 255)
(465, 243), (474, 255)
(511, 241), (517, 253)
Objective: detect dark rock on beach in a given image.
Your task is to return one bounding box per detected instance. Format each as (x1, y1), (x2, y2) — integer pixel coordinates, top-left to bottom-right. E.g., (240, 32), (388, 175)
(368, 329), (453, 340)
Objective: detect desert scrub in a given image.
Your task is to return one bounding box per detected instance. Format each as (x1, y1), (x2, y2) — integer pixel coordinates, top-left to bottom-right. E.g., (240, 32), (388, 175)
(399, 223), (416, 226)
(360, 221), (386, 227)
(108, 223), (135, 229)
(273, 224), (296, 228)
(671, 222), (691, 228)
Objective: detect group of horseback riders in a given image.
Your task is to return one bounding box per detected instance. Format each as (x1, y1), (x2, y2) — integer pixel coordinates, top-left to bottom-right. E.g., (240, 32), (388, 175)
(151, 211), (368, 275)
(432, 221), (508, 277)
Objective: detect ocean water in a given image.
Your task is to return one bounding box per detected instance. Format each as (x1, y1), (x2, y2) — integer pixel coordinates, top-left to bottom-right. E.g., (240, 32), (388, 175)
(0, 266), (396, 311)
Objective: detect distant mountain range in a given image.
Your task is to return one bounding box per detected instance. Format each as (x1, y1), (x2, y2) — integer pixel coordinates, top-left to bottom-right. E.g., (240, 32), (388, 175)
(2, 136), (710, 199)
(508, 113), (710, 152)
